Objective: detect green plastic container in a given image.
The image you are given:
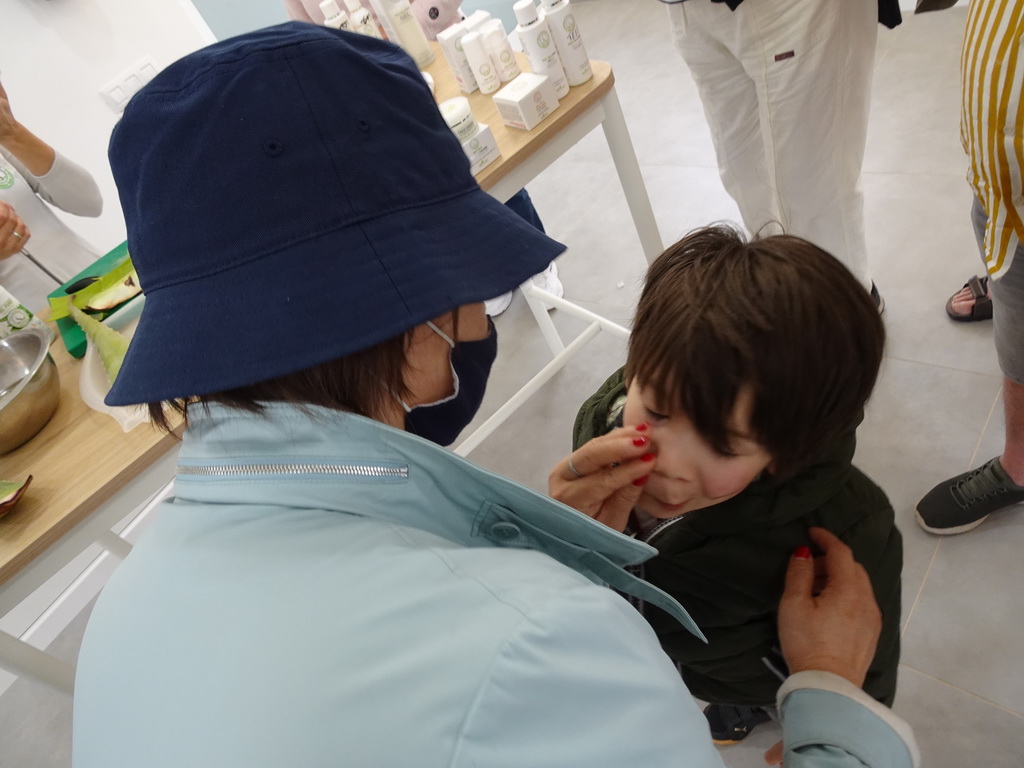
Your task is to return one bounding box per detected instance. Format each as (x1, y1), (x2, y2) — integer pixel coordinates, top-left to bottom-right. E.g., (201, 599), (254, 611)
(46, 241), (131, 359)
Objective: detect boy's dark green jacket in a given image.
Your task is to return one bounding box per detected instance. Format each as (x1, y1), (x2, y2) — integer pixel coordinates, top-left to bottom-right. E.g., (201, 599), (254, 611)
(573, 368), (902, 707)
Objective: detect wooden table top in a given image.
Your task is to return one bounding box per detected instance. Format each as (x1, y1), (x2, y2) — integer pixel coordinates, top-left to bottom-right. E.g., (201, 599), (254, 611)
(0, 49), (612, 591)
(424, 46), (613, 193)
(0, 325), (180, 588)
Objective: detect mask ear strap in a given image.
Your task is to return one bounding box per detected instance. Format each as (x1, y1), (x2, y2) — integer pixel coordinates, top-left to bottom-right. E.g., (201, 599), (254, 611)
(400, 321), (461, 414)
(426, 320), (455, 348)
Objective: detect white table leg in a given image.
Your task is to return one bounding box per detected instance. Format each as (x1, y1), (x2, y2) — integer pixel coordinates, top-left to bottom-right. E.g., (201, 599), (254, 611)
(600, 87), (664, 264)
(0, 629), (74, 694)
(522, 281), (566, 356)
(96, 531), (133, 561)
(455, 320), (604, 456)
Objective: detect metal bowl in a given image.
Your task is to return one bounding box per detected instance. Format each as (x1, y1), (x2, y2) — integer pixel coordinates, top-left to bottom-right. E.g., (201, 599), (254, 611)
(0, 327), (60, 454)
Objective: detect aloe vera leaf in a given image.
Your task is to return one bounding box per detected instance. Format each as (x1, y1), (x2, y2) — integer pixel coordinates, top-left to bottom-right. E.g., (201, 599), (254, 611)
(67, 302), (131, 385)
(0, 476), (32, 515)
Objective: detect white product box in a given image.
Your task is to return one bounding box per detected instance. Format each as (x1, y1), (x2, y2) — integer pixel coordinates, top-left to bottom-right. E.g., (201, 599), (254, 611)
(492, 72), (560, 131)
(461, 123), (501, 174)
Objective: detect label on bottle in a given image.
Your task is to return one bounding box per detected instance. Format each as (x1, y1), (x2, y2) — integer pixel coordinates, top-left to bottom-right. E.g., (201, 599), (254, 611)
(0, 287), (48, 341)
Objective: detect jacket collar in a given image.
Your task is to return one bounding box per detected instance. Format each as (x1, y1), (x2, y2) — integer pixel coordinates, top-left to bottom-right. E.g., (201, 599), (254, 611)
(174, 403), (705, 640)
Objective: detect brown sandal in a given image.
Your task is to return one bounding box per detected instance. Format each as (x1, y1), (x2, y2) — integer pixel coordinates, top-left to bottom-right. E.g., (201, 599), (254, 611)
(946, 275), (992, 322)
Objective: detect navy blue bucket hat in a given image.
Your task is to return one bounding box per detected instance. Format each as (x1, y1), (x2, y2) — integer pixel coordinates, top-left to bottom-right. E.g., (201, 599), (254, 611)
(105, 23), (564, 406)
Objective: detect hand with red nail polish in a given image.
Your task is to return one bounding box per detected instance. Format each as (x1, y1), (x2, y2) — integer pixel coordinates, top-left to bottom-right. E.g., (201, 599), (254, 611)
(548, 426), (657, 532)
(778, 527), (881, 689)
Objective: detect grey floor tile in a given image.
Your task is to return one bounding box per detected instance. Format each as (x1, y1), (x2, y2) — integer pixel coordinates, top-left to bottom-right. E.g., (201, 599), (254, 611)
(864, 171), (1002, 377)
(901, 515), (1024, 714)
(526, 159), (657, 309)
(855, 358), (1004, 628)
(893, 666), (1024, 768)
(569, 0), (720, 169)
(0, 602), (92, 768)
(864, 9), (967, 177)
(642, 163), (744, 247)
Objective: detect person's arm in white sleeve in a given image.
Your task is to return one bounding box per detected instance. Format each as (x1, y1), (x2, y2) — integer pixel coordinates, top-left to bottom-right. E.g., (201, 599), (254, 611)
(3, 149), (103, 217)
(0, 79), (101, 217)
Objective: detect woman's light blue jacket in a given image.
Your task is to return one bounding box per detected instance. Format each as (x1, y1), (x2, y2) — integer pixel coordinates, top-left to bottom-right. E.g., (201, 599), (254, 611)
(73, 404), (918, 767)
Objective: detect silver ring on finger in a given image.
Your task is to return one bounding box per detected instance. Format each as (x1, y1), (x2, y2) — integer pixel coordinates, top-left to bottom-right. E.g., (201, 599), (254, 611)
(11, 231), (21, 239)
(568, 457), (585, 478)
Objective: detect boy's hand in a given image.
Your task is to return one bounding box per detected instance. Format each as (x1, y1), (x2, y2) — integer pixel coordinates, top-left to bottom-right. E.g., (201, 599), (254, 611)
(549, 425), (655, 532)
(778, 527), (881, 688)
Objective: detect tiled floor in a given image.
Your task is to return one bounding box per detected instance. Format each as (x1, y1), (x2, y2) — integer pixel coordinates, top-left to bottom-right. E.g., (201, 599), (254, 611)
(4, 2), (1024, 766)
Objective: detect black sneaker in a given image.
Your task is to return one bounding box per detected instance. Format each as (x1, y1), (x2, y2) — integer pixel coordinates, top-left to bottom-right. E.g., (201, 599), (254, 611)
(703, 704), (772, 745)
(916, 457), (1024, 535)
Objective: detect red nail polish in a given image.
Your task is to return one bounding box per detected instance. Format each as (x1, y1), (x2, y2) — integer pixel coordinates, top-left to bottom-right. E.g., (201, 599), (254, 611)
(633, 475), (649, 486)
(632, 436), (648, 447)
(794, 546), (812, 560)
(641, 453), (655, 462)
(635, 423), (649, 432)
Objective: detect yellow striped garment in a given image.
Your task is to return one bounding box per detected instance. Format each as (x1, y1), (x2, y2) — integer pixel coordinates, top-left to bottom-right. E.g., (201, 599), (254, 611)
(962, 0), (1024, 278)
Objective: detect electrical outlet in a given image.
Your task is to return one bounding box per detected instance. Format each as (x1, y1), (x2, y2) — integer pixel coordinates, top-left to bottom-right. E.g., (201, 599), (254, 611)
(99, 56), (159, 113)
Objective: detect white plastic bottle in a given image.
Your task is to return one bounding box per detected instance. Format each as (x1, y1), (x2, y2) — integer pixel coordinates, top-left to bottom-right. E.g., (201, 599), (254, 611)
(320, 0), (352, 31)
(539, 0), (591, 86)
(461, 31), (500, 95)
(481, 19), (521, 83)
(367, 0), (397, 39)
(461, 10), (493, 36)
(344, 0), (383, 38)
(513, 0), (569, 99)
(378, 0), (436, 69)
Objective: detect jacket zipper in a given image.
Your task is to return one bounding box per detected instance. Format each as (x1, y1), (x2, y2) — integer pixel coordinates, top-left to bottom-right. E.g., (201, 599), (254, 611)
(641, 514), (687, 546)
(618, 514), (688, 618)
(177, 462), (409, 479)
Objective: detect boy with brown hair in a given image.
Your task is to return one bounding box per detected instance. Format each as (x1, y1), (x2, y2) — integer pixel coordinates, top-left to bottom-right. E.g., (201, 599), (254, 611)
(559, 225), (901, 743)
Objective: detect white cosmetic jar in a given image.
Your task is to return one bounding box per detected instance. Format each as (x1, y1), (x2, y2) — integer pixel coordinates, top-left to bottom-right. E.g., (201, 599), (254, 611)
(439, 97), (479, 143)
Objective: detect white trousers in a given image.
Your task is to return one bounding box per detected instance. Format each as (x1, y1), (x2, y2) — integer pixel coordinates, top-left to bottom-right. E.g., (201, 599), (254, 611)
(668, 0), (878, 288)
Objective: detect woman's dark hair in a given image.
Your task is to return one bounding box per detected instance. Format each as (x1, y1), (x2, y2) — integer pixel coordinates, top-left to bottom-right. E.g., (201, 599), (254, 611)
(147, 328), (414, 433)
(625, 224), (885, 479)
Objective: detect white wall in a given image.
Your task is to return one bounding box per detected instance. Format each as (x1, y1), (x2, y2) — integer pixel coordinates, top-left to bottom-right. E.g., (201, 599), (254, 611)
(190, 0), (287, 39)
(1, 0), (215, 254)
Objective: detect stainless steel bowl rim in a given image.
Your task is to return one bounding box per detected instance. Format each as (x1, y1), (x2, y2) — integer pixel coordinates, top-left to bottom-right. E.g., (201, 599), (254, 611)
(0, 327), (53, 412)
